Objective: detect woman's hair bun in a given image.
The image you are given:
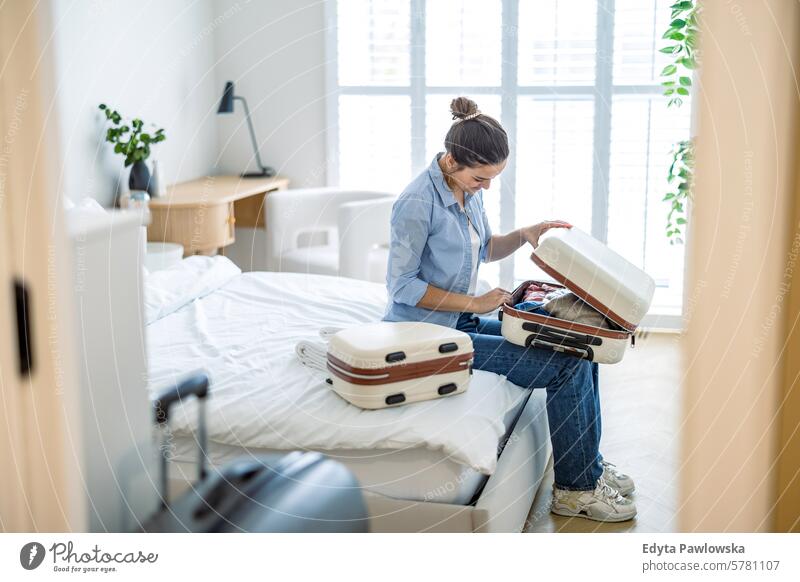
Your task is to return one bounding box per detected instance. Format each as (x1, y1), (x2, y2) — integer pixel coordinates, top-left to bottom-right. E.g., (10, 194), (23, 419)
(450, 96), (479, 121)
(444, 95), (508, 167)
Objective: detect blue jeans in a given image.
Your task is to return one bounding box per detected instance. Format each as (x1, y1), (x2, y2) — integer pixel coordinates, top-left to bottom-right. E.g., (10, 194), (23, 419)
(456, 313), (603, 491)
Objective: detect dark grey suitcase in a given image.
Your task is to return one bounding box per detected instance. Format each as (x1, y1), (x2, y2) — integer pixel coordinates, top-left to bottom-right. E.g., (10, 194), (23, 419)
(142, 374), (370, 532)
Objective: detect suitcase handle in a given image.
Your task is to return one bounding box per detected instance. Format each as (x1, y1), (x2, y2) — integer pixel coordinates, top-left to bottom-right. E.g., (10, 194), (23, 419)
(153, 373), (210, 508)
(525, 335), (591, 360)
(153, 374), (209, 424)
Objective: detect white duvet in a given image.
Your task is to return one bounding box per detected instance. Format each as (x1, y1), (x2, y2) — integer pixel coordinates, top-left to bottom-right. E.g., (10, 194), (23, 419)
(145, 257), (526, 474)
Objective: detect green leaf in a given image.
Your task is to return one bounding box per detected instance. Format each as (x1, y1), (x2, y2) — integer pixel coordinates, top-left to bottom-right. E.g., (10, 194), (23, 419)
(662, 80), (676, 86)
(113, 143), (123, 154)
(666, 31), (686, 41)
(661, 64), (678, 76)
(676, 217), (687, 225)
(679, 76), (692, 86)
(663, 193), (676, 201)
(676, 87), (690, 96)
(99, 103), (106, 110)
(679, 56), (696, 69)
(670, 18), (686, 28)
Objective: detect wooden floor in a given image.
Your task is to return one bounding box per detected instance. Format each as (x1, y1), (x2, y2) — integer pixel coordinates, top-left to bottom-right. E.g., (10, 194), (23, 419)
(524, 332), (682, 533)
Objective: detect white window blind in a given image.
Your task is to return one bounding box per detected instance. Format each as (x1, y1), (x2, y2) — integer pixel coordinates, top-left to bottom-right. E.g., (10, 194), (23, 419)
(326, 0), (692, 320)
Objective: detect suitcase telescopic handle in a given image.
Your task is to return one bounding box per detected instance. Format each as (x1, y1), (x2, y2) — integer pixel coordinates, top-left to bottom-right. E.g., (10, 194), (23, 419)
(153, 374), (209, 424)
(153, 373), (210, 508)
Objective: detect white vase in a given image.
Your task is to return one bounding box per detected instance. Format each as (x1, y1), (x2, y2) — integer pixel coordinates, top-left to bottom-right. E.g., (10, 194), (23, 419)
(149, 159), (166, 198)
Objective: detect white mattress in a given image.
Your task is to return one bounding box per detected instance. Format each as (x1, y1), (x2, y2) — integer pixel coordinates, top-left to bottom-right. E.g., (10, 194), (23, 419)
(145, 259), (528, 475)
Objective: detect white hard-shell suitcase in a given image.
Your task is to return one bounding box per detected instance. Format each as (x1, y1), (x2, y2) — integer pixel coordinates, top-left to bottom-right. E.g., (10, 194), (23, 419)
(327, 322), (473, 409)
(500, 227), (655, 364)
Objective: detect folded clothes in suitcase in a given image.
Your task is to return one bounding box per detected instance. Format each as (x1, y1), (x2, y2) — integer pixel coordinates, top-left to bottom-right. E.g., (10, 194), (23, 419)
(327, 322), (473, 409)
(500, 227), (655, 364)
(141, 374), (370, 532)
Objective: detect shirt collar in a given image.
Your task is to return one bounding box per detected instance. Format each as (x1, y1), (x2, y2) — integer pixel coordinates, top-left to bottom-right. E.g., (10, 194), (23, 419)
(429, 153), (475, 208)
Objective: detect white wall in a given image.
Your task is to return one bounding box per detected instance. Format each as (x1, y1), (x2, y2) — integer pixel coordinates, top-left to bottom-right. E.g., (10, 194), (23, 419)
(50, 0), (221, 207)
(212, 0), (327, 187)
(210, 0), (328, 270)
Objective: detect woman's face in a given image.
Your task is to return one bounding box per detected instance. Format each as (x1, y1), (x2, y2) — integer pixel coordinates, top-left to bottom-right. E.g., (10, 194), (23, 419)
(443, 153), (507, 195)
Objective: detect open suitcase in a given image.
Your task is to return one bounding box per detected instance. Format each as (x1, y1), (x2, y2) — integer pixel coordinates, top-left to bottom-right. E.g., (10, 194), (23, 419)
(142, 374), (370, 532)
(327, 322), (473, 409)
(500, 227), (655, 364)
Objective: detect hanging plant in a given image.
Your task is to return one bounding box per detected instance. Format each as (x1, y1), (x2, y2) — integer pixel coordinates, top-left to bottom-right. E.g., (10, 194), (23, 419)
(660, 1), (699, 107)
(660, 0), (699, 244)
(664, 139), (693, 244)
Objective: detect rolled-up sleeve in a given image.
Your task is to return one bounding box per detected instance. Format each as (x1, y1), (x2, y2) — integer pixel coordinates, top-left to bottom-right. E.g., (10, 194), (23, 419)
(479, 193), (493, 263)
(387, 195), (430, 307)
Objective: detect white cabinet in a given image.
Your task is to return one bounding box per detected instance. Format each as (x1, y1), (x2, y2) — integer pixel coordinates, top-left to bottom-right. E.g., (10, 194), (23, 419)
(67, 211), (158, 531)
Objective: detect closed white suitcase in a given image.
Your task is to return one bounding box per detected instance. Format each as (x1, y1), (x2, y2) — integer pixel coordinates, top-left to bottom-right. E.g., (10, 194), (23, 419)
(327, 322), (473, 409)
(500, 227), (655, 364)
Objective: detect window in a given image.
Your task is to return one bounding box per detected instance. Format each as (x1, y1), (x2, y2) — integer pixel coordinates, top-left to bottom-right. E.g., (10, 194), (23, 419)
(326, 0), (691, 320)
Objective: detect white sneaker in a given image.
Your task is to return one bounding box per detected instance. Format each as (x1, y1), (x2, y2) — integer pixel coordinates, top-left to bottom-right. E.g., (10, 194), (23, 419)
(601, 460), (635, 496)
(551, 476), (637, 522)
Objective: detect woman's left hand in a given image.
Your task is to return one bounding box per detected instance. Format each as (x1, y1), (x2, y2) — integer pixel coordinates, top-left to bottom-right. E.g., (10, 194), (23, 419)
(521, 220), (573, 248)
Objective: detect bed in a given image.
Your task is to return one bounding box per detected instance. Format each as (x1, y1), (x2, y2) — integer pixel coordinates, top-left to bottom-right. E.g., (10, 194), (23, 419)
(144, 256), (552, 532)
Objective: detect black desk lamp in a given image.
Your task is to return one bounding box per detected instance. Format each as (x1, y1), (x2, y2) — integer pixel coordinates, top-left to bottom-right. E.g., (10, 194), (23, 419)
(217, 81), (276, 178)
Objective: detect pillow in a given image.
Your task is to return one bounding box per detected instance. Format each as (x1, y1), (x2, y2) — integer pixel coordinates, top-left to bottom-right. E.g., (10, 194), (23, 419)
(143, 255), (241, 325)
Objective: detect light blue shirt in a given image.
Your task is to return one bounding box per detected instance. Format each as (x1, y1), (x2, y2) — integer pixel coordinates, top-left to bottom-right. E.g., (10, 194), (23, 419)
(383, 154), (493, 328)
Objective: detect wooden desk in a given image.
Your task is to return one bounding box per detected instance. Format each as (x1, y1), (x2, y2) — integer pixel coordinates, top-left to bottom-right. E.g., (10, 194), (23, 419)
(147, 175), (289, 255)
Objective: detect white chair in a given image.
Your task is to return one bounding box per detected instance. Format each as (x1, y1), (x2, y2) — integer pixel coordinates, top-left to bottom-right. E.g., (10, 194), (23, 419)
(265, 188), (396, 282)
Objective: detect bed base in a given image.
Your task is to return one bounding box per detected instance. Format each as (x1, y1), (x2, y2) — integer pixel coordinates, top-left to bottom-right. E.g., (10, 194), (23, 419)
(165, 392), (551, 533)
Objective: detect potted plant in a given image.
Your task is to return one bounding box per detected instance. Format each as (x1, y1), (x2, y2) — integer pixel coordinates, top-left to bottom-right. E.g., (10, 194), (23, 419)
(98, 104), (166, 202)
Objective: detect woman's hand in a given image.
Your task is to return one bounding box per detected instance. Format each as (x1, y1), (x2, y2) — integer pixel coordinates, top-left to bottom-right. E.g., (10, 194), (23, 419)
(520, 220), (573, 248)
(469, 288), (513, 314)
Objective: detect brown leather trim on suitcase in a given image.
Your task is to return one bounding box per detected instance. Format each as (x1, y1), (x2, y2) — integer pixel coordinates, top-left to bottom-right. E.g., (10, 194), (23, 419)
(501, 305), (630, 340)
(327, 352), (474, 386)
(529, 254), (639, 332)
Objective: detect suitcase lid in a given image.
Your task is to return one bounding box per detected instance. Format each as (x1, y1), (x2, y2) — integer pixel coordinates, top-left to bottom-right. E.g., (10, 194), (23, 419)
(530, 227), (655, 331)
(328, 321), (472, 369)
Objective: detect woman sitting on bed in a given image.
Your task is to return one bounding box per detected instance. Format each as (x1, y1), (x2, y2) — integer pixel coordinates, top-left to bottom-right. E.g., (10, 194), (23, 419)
(384, 96), (636, 523)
